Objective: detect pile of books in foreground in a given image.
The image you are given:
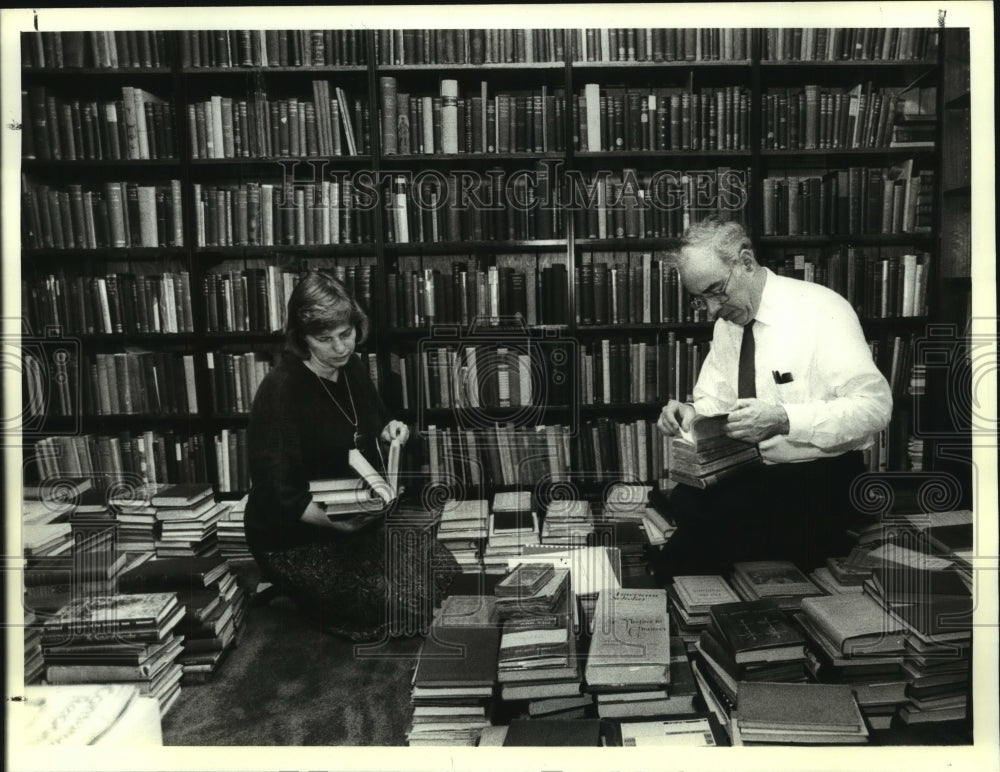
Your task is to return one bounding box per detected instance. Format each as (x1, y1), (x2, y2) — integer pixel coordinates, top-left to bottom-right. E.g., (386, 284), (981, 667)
(217, 494), (251, 560)
(40, 592), (186, 717)
(731, 682), (869, 744)
(118, 554), (250, 684)
(407, 593), (498, 746)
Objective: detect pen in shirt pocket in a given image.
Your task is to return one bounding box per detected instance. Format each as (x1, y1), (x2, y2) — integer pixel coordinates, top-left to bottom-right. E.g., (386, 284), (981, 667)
(772, 370), (794, 384)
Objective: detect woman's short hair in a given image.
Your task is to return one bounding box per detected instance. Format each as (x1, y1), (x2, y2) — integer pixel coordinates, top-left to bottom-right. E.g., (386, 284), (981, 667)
(284, 271), (370, 359)
(678, 216), (754, 268)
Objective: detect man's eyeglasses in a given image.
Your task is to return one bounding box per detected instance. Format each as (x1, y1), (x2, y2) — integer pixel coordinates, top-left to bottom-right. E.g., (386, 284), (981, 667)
(689, 262), (737, 312)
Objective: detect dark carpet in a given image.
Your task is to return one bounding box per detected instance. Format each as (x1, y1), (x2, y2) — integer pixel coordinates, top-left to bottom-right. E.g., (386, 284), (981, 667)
(161, 594), (421, 746)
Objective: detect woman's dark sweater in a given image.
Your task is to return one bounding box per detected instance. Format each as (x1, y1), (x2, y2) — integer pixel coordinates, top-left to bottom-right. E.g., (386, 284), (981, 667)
(244, 351), (390, 554)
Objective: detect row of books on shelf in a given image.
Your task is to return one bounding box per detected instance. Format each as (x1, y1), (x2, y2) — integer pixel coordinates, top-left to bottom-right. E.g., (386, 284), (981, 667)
(22, 85), (177, 161)
(22, 30), (172, 70)
(577, 85), (750, 153)
(761, 27), (937, 62)
(33, 433), (211, 489)
(581, 336), (710, 406)
(579, 254), (710, 324)
(761, 84), (936, 151)
(764, 248), (931, 319)
(21, 179), (184, 250)
(382, 170), (565, 243)
(386, 260), (568, 328)
(192, 180), (376, 247)
(379, 79), (568, 155)
(761, 164), (933, 236)
(30, 350), (199, 419)
(422, 419), (674, 490)
(201, 262), (374, 332)
(21, 27), (939, 72)
(23, 271), (194, 335)
(180, 29), (367, 68)
(188, 82), (365, 159)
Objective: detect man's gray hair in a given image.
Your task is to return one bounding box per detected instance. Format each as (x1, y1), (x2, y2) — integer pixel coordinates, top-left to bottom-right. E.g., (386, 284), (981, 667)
(676, 217), (754, 268)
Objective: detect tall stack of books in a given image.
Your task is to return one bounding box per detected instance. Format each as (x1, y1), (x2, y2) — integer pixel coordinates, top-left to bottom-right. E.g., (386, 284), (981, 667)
(541, 499), (594, 546)
(729, 560), (823, 610)
(118, 555), (248, 684)
(483, 492), (539, 573)
(596, 637), (700, 719)
(795, 593), (909, 730)
(732, 682), (869, 745)
(863, 547), (972, 726)
(151, 484), (227, 557)
(436, 499), (489, 572)
(494, 565), (586, 715)
(40, 592), (186, 716)
(585, 588), (672, 717)
(668, 414), (761, 489)
(216, 494), (251, 561)
(668, 574), (741, 645)
(408, 610), (499, 746)
(693, 599), (810, 709)
(24, 610), (44, 685)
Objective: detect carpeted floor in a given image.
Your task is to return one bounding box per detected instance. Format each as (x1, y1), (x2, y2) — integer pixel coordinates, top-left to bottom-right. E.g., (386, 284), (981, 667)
(161, 594), (422, 745)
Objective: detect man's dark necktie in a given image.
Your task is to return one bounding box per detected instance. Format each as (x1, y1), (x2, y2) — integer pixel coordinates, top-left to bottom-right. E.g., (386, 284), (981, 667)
(738, 319), (756, 399)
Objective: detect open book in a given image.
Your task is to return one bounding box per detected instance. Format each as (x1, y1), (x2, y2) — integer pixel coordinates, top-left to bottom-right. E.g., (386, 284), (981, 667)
(309, 438), (402, 519)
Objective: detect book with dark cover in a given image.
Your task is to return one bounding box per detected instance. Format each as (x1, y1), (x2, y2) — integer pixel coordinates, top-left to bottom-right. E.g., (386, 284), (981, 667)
(119, 555), (228, 592)
(502, 718), (604, 746)
(736, 681), (864, 733)
(413, 624), (500, 688)
(707, 599), (806, 664)
(495, 563), (555, 598)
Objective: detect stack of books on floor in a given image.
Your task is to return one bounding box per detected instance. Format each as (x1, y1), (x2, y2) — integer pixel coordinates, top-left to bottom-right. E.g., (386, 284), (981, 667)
(436, 499), (489, 572)
(729, 560), (823, 610)
(668, 574), (741, 645)
(795, 592), (910, 730)
(694, 599), (809, 710)
(23, 683), (163, 746)
(585, 588), (673, 719)
(152, 484), (227, 558)
(407, 597), (499, 746)
(495, 564), (587, 716)
(40, 592), (186, 717)
(863, 547), (972, 726)
(541, 499), (594, 546)
(111, 487), (162, 554)
(483, 492), (539, 574)
(217, 494), (251, 561)
(732, 682), (869, 745)
(118, 554), (249, 684)
(668, 414), (761, 489)
(596, 637), (700, 719)
(602, 483), (675, 548)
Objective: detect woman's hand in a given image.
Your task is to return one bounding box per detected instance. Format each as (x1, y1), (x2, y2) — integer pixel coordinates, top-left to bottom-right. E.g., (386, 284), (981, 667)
(381, 420), (410, 445)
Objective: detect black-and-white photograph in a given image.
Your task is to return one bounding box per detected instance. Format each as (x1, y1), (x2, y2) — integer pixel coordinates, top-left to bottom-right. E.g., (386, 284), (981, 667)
(2, 3), (996, 771)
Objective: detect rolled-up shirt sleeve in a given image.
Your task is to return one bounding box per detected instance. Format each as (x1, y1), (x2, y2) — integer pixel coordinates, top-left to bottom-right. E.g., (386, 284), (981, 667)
(782, 298), (893, 450)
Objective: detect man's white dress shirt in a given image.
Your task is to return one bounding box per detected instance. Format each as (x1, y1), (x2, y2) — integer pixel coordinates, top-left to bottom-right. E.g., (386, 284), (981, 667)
(692, 268), (893, 464)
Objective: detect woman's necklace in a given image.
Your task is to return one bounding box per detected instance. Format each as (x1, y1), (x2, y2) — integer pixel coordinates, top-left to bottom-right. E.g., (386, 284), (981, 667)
(311, 365), (361, 449)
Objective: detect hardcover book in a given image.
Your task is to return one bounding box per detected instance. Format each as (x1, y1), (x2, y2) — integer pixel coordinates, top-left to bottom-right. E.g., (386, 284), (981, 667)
(707, 599), (806, 664)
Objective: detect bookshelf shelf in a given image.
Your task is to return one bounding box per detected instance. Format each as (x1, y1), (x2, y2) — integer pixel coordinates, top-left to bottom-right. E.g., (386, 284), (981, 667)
(402, 406), (573, 423)
(70, 334), (197, 344)
(387, 324), (570, 337)
(571, 60), (752, 69)
(575, 323), (713, 334)
(189, 156), (374, 167)
(759, 60), (936, 69)
(181, 65), (368, 74)
(376, 62), (565, 72)
(21, 158), (180, 168)
(760, 148), (936, 161)
(22, 247), (188, 260)
(194, 244), (376, 258)
(573, 150), (752, 161)
(575, 238), (683, 250)
(757, 234), (934, 247)
(22, 67), (174, 76)
(201, 332), (284, 342)
(382, 152), (565, 164)
(382, 239), (568, 254)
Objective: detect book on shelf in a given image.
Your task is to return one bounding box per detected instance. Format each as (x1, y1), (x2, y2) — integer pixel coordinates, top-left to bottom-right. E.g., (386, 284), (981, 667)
(572, 27), (750, 63)
(180, 30), (367, 69)
(376, 28), (568, 66)
(761, 27), (937, 62)
(23, 30), (173, 70)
